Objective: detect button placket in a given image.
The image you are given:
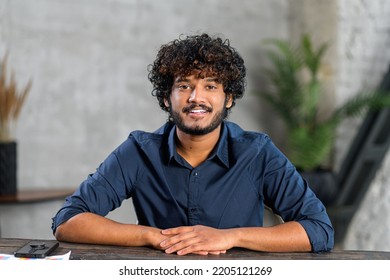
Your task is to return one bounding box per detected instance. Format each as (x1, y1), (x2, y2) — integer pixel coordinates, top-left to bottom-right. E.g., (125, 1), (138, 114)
(188, 169), (200, 225)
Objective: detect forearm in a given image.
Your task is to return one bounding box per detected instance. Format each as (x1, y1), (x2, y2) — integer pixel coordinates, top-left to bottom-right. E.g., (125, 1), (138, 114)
(230, 221), (311, 252)
(54, 212), (163, 248)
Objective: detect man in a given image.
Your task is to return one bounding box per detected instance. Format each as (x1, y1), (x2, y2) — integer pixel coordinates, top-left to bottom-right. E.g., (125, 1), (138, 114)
(52, 33), (334, 255)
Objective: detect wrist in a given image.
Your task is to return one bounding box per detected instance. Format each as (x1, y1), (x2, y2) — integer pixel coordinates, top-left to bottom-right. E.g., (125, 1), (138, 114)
(140, 226), (162, 247)
(225, 228), (241, 249)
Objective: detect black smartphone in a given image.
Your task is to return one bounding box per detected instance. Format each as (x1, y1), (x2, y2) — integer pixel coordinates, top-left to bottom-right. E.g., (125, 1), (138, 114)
(14, 240), (59, 258)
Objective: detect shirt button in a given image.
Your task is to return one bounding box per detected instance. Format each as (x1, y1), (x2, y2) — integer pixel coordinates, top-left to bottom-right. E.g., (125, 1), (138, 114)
(193, 171), (199, 176)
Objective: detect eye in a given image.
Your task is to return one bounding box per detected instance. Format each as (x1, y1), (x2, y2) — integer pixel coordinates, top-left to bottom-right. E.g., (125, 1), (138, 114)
(177, 84), (191, 90)
(206, 84), (218, 90)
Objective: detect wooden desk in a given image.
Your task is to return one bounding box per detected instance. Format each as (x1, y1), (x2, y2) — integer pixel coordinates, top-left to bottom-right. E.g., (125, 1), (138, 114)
(1, 238), (389, 260)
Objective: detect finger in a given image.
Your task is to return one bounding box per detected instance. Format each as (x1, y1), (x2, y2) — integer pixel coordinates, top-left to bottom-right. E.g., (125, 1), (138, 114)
(175, 246), (199, 255)
(170, 240), (214, 255)
(208, 250), (227, 255)
(159, 230), (198, 249)
(175, 245), (221, 256)
(174, 249), (227, 256)
(189, 250), (209, 256)
(172, 242), (229, 255)
(164, 238), (199, 254)
(161, 226), (193, 235)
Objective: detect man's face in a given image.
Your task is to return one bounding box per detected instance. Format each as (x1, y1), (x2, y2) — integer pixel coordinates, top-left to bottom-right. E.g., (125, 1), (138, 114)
(165, 73), (233, 135)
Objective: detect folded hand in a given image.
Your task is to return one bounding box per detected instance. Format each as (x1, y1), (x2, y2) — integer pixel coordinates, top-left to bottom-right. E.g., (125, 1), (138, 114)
(159, 225), (234, 255)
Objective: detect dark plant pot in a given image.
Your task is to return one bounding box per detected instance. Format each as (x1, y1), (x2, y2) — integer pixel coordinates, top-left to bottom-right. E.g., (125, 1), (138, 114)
(0, 141), (17, 195)
(300, 169), (338, 207)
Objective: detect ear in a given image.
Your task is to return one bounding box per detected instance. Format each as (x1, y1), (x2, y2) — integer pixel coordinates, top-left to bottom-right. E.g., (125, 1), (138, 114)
(225, 94), (233, 109)
(164, 98), (170, 108)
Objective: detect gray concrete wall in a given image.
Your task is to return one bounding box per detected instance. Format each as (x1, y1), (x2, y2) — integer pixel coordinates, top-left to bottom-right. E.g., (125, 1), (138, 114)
(336, 0), (390, 251)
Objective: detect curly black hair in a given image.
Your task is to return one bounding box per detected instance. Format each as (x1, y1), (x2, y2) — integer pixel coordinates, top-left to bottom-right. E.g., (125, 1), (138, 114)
(148, 33), (246, 113)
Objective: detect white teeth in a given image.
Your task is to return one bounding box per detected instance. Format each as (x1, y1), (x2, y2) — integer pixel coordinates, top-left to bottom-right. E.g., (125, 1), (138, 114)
(191, 109), (206, 113)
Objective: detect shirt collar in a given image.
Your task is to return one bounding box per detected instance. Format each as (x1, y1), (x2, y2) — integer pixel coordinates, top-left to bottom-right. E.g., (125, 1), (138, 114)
(166, 121), (230, 168)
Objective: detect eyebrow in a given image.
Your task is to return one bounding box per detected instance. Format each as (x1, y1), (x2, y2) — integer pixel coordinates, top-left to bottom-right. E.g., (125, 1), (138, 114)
(174, 77), (218, 83)
(174, 77), (190, 83)
(204, 77), (218, 82)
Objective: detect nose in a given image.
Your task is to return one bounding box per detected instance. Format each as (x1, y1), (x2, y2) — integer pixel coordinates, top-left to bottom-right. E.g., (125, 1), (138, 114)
(188, 86), (204, 103)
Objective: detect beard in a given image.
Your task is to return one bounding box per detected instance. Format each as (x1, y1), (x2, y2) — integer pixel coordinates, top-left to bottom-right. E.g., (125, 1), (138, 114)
(169, 103), (229, 136)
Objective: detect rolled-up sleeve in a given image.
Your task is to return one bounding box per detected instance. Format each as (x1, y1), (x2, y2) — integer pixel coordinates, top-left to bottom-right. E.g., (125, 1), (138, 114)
(262, 140), (334, 252)
(51, 150), (131, 234)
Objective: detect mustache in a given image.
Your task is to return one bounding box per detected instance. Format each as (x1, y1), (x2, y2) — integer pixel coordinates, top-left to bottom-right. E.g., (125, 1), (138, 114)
(182, 104), (212, 113)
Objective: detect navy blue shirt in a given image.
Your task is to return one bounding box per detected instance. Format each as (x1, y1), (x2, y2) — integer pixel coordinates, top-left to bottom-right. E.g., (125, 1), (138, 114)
(52, 121), (334, 252)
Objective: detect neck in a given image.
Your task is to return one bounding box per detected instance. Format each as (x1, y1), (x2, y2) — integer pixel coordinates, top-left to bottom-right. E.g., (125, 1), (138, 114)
(175, 125), (221, 167)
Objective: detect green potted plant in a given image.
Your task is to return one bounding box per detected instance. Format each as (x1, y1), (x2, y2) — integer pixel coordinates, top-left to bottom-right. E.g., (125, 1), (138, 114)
(256, 34), (390, 205)
(0, 53), (32, 195)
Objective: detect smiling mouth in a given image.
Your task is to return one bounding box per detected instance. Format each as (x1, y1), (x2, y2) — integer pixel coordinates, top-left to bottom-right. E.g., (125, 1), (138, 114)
(186, 107), (211, 119)
(190, 109), (207, 114)
(183, 104), (212, 114)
